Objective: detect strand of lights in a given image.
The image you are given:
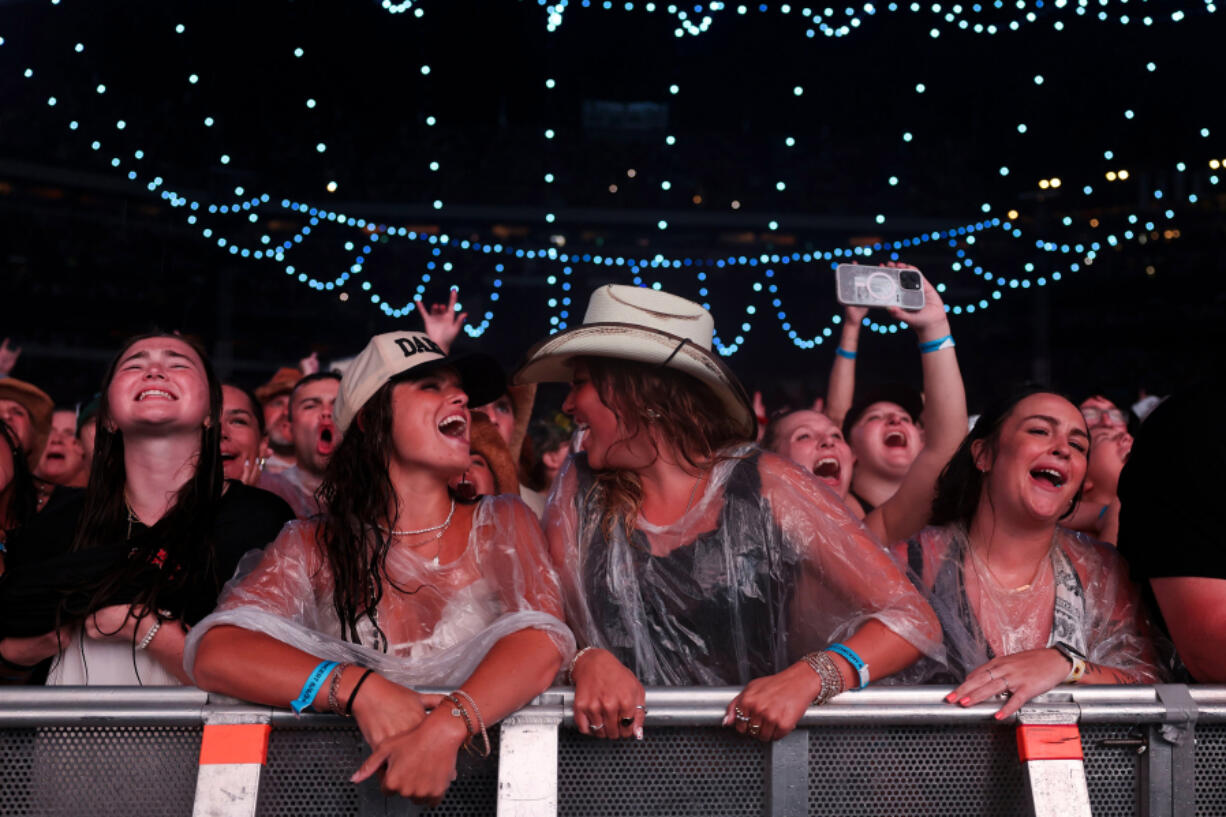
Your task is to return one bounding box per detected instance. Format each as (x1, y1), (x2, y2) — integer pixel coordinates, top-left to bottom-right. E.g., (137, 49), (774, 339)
(28, 7), (1210, 247)
(7, 5), (1212, 354)
(481, 0), (1219, 40)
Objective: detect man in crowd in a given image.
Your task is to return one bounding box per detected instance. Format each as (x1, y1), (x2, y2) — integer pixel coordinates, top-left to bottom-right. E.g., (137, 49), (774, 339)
(1117, 380), (1226, 682)
(257, 372), (340, 518)
(34, 408), (88, 488)
(255, 367), (302, 475)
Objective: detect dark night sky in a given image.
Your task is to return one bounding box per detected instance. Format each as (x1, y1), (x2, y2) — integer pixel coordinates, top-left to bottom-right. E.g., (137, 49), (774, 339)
(1, 0), (1223, 410)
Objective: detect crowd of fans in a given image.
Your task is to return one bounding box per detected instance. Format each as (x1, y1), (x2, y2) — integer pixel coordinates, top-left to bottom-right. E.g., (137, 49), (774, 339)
(0, 272), (1221, 804)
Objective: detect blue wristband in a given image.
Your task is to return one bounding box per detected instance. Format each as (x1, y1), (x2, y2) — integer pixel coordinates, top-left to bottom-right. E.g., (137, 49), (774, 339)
(918, 334), (954, 354)
(291, 660), (339, 715)
(826, 643), (870, 689)
(835, 347), (857, 360)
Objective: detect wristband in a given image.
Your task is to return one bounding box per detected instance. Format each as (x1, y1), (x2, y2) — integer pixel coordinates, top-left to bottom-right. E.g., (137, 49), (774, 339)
(1053, 643), (1088, 684)
(291, 660), (339, 715)
(918, 334), (955, 354)
(835, 347), (857, 360)
(826, 642), (870, 689)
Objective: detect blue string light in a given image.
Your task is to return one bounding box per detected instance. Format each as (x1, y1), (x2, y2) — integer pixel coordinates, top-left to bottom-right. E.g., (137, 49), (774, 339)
(5, 2), (1209, 355)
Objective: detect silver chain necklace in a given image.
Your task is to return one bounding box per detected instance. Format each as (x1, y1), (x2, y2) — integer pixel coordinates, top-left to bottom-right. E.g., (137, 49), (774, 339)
(377, 498), (456, 537)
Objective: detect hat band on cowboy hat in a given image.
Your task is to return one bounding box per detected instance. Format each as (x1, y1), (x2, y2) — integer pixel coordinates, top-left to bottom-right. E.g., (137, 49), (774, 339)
(512, 285), (756, 438)
(334, 331), (506, 434)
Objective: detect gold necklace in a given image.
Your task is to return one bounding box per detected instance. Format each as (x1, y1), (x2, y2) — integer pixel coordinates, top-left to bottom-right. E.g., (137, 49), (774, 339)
(968, 539), (1052, 593)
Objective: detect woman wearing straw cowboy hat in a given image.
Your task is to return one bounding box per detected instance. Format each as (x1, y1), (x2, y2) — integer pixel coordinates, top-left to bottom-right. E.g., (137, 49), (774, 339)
(515, 285), (942, 742)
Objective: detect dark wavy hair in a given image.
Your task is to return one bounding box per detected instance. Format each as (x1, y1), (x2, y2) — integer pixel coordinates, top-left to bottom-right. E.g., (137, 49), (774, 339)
(0, 418), (38, 537)
(224, 383), (267, 437)
(581, 356), (751, 540)
(62, 332), (224, 625)
(316, 372), (463, 648)
(930, 385), (1084, 529)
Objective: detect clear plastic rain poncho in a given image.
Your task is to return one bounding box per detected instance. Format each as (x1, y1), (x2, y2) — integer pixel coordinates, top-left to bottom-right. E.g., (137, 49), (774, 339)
(887, 524), (1163, 684)
(183, 494), (575, 686)
(544, 444), (944, 685)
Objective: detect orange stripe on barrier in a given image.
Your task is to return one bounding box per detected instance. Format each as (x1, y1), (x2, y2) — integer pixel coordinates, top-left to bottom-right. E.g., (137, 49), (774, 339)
(1016, 724), (1084, 762)
(198, 723), (272, 766)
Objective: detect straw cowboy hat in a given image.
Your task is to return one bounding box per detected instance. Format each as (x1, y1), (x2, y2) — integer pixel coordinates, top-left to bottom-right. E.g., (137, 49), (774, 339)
(0, 377), (54, 466)
(513, 284), (756, 438)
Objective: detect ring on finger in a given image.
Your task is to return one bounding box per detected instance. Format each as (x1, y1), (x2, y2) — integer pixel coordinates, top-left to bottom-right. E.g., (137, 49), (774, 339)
(619, 716), (635, 728)
(1001, 677), (1012, 694)
(733, 706), (751, 723)
(986, 668), (995, 681)
(589, 722), (605, 731)
(749, 723), (762, 736)
(635, 704), (648, 714)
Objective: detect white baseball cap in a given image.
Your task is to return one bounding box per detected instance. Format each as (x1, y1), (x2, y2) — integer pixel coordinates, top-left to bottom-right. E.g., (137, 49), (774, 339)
(334, 331), (506, 433)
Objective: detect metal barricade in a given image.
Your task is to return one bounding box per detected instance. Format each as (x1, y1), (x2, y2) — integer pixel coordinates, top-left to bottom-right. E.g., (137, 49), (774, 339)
(1, 685), (1223, 816)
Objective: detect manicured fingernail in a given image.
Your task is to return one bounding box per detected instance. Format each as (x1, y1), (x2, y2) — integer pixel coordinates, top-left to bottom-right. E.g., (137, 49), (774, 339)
(959, 697), (971, 706)
(722, 714), (732, 726)
(349, 773), (360, 783)
(944, 693), (956, 702)
(634, 726), (644, 741)
(994, 712), (1005, 720)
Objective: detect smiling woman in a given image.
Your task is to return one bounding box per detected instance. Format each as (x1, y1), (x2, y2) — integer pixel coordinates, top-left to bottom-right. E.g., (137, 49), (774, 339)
(889, 387), (1164, 718)
(187, 331), (573, 806)
(0, 333), (294, 685)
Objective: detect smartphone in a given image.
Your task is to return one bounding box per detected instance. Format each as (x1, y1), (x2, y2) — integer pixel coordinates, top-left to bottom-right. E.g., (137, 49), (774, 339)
(835, 264), (925, 311)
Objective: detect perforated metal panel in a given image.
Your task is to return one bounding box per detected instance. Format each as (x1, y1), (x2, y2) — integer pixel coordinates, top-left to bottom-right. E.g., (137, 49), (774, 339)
(807, 724), (1027, 816)
(258, 726), (364, 816)
(558, 727), (766, 817)
(1196, 723), (1226, 817)
(256, 724), (499, 816)
(0, 726), (201, 817)
(1080, 724), (1141, 817)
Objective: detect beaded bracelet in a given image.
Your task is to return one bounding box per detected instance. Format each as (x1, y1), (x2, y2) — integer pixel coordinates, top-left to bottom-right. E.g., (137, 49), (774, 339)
(803, 651), (845, 706)
(135, 620), (161, 651)
(327, 663), (351, 716)
(445, 693), (477, 748)
(452, 689), (491, 758)
(567, 646), (598, 684)
(135, 609), (176, 652)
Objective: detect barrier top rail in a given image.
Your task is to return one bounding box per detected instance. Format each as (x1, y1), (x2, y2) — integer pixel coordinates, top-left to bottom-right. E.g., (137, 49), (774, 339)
(1, 684), (1224, 726)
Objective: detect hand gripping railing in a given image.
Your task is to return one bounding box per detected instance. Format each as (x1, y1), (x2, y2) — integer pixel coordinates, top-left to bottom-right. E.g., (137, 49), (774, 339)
(1, 685), (1224, 816)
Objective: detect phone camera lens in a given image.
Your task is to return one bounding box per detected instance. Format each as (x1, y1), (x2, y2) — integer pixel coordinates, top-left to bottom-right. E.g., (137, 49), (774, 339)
(899, 271), (922, 290)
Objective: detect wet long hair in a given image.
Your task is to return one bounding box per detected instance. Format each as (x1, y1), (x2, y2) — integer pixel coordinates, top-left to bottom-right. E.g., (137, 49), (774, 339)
(62, 332), (225, 624)
(0, 419), (38, 538)
(930, 386), (1084, 529)
(316, 372), (445, 647)
(581, 356), (751, 540)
